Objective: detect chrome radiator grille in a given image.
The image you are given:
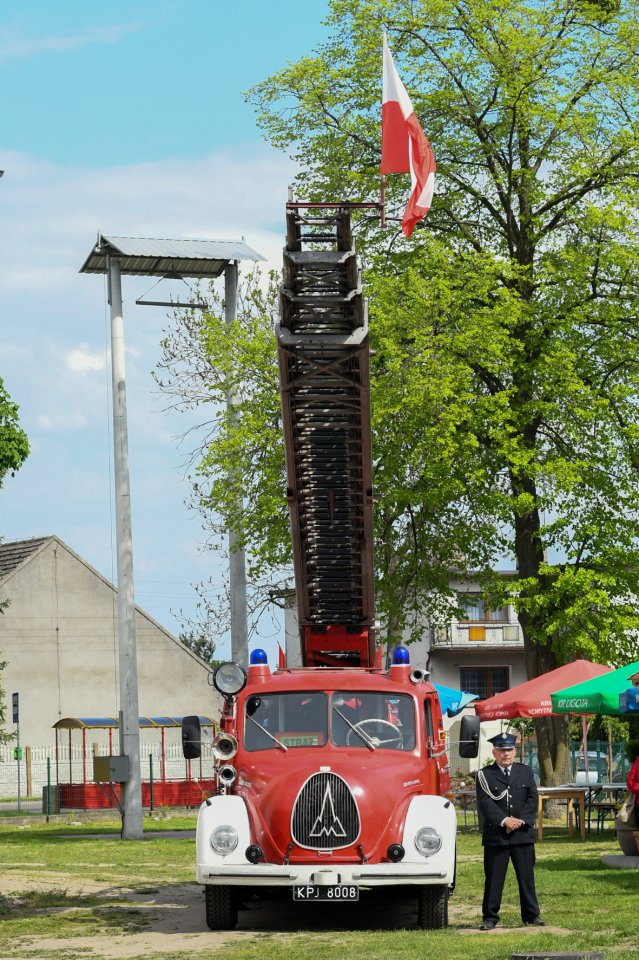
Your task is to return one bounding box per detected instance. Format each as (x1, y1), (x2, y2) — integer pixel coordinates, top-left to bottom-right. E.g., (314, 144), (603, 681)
(291, 772), (360, 850)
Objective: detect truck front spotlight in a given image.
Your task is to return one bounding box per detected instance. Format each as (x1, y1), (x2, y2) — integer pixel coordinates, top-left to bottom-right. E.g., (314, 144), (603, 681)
(387, 843), (405, 862)
(210, 824), (239, 855)
(414, 827), (442, 857)
(213, 662), (247, 697)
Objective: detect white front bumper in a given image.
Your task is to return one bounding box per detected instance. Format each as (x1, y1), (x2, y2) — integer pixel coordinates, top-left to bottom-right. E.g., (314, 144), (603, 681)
(196, 793), (456, 888)
(198, 862), (449, 887)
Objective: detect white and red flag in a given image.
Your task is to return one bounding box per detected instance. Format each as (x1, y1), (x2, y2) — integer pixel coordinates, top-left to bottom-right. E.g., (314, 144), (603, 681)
(381, 35), (435, 238)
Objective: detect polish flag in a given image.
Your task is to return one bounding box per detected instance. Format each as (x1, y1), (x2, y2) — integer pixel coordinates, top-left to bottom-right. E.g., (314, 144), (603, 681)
(277, 642), (286, 668)
(381, 36), (436, 238)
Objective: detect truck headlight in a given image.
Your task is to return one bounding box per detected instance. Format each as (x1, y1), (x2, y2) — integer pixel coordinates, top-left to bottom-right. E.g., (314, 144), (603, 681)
(210, 824), (239, 855)
(414, 826), (442, 857)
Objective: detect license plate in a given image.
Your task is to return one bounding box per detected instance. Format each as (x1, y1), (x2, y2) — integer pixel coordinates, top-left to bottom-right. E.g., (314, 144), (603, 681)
(293, 884), (359, 901)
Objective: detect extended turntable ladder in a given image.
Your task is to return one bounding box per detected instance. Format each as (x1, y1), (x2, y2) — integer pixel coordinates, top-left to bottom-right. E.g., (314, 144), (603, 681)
(278, 204), (375, 668)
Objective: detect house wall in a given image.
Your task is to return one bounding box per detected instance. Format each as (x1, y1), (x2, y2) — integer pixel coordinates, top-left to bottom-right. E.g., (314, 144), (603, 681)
(0, 539), (221, 745)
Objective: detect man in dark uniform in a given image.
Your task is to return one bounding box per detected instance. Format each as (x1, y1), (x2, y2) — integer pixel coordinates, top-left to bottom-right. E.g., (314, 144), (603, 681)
(475, 732), (545, 930)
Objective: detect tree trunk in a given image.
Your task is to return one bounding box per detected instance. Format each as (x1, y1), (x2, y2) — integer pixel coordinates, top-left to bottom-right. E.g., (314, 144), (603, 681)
(511, 469), (571, 786)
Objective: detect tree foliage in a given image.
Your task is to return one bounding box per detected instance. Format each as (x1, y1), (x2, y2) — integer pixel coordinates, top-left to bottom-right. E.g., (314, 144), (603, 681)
(246, 0), (639, 780)
(1, 375), (29, 744)
(155, 272), (291, 648)
(0, 376), (29, 489)
(160, 0), (639, 783)
(0, 657), (13, 747)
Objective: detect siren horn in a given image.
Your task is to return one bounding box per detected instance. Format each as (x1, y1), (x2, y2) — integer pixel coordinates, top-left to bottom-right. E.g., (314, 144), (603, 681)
(211, 732), (239, 761)
(217, 765), (237, 786)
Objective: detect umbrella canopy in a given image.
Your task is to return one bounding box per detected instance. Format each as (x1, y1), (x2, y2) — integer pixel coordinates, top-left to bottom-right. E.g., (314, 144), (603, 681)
(551, 659), (639, 716)
(474, 660), (611, 720)
(434, 684), (479, 717)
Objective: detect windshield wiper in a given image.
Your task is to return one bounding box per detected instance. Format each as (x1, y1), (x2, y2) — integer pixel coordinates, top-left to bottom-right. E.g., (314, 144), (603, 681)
(333, 707), (376, 751)
(246, 714), (288, 752)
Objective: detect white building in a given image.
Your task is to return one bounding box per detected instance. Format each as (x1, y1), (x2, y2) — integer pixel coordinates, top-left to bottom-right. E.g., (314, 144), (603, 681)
(0, 536), (221, 747)
(408, 574), (528, 699)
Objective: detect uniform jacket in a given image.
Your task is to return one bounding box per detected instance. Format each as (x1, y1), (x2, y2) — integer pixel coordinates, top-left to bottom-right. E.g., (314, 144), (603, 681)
(476, 761), (538, 847)
(627, 756), (639, 796)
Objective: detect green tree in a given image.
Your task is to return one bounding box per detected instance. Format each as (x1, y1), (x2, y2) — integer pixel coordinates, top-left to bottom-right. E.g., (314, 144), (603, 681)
(178, 629), (219, 669)
(0, 376), (28, 487)
(244, 0), (639, 783)
(1, 374), (29, 745)
(0, 658), (13, 747)
(155, 271), (293, 645)
(159, 0), (639, 784)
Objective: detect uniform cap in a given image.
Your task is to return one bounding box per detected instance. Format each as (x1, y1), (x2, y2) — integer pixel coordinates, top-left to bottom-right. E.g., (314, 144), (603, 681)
(488, 732), (517, 747)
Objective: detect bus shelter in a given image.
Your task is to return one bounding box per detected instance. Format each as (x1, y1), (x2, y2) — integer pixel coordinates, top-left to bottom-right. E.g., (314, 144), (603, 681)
(52, 716), (217, 810)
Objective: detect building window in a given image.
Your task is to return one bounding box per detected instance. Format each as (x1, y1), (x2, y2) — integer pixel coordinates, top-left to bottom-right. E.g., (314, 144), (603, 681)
(460, 666), (508, 700)
(459, 594), (508, 622)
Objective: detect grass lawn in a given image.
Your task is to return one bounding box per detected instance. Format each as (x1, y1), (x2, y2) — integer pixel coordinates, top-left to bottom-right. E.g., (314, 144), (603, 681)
(0, 817), (637, 960)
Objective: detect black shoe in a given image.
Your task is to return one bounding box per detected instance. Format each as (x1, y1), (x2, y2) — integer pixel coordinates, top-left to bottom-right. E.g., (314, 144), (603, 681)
(525, 917), (546, 926)
(480, 919), (497, 930)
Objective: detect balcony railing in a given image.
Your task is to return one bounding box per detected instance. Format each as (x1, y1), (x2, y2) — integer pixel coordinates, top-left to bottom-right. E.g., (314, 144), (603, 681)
(430, 621), (524, 647)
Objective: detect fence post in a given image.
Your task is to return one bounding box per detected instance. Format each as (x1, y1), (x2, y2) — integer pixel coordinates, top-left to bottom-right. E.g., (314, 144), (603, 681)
(25, 745), (32, 799)
(46, 757), (51, 821)
(149, 754), (154, 813)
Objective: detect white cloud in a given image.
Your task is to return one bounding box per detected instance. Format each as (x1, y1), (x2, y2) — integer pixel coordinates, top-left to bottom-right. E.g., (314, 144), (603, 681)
(0, 23), (142, 60)
(0, 344), (32, 363)
(36, 411), (88, 431)
(1, 139), (296, 646)
(0, 145), (294, 298)
(65, 345), (106, 373)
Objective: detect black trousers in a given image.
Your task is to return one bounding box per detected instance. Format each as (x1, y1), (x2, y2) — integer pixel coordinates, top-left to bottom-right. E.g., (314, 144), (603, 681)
(482, 843), (540, 922)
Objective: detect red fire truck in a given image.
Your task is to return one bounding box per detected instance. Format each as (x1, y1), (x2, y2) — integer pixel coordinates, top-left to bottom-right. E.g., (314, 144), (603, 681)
(182, 203), (480, 930)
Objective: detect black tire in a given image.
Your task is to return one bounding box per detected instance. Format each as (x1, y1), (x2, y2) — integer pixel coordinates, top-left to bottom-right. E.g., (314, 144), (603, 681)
(204, 885), (238, 930)
(417, 884), (449, 929)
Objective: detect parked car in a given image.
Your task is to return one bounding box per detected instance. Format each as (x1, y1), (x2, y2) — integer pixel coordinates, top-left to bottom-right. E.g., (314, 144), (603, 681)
(574, 751), (622, 785)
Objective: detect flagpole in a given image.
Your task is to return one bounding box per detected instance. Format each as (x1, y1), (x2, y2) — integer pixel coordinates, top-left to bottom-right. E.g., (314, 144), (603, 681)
(380, 175), (387, 228)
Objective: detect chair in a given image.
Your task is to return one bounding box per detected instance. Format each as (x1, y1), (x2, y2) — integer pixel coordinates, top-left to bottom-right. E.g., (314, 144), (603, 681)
(589, 800), (618, 833)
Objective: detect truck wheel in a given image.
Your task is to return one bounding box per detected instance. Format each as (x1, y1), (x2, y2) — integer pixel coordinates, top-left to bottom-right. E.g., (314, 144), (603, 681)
(204, 885), (238, 930)
(417, 884), (449, 929)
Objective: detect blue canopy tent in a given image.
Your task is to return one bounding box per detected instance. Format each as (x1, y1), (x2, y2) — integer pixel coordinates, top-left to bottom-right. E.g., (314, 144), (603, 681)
(434, 684), (479, 717)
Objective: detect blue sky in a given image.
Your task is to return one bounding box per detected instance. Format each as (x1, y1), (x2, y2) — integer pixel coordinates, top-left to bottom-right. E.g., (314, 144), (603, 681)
(0, 0), (331, 662)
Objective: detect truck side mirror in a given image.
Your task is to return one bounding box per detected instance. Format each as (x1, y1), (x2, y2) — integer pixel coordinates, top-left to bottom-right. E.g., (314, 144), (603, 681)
(182, 715), (202, 760)
(458, 715), (480, 758)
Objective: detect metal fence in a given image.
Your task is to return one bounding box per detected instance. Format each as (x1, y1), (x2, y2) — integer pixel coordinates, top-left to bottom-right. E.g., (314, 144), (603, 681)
(0, 742), (216, 815)
(448, 738), (631, 783)
(2, 738), (631, 816)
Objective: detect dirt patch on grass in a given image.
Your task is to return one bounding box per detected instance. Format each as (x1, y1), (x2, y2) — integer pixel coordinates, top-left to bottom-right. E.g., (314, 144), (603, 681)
(0, 871), (489, 958)
(0, 873), (250, 958)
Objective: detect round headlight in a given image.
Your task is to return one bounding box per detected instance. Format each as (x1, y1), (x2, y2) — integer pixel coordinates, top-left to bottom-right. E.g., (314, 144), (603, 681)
(210, 824), (239, 855)
(213, 661), (247, 697)
(414, 826), (442, 857)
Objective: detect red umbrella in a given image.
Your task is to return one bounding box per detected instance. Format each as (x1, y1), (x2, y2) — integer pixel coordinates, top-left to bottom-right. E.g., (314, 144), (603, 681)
(474, 660), (611, 720)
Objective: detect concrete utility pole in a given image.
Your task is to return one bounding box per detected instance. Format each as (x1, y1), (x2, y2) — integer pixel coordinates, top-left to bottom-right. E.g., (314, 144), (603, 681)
(225, 260), (249, 670)
(108, 256), (143, 839)
(81, 236), (263, 838)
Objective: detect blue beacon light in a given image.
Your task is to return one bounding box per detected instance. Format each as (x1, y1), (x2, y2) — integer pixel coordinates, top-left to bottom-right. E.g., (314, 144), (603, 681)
(250, 648), (268, 665)
(392, 645), (410, 665)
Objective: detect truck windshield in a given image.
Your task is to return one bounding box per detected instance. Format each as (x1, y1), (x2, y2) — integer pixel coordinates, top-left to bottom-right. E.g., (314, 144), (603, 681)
(331, 692), (416, 751)
(243, 692), (328, 751)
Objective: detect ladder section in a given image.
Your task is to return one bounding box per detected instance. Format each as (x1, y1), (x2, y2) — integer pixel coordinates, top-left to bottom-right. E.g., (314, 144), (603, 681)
(278, 204), (375, 667)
